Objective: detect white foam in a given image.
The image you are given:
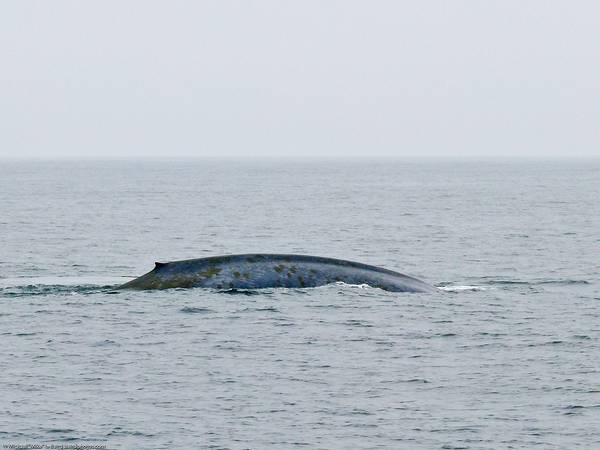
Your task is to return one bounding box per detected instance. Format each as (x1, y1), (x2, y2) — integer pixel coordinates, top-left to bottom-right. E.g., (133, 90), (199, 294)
(333, 282), (373, 290)
(437, 285), (487, 292)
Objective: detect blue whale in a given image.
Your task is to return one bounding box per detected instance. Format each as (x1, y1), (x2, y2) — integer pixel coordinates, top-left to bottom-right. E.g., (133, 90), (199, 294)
(118, 254), (437, 293)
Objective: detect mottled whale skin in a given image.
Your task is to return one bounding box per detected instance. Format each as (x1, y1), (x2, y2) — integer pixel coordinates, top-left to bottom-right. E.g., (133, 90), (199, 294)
(118, 254), (438, 293)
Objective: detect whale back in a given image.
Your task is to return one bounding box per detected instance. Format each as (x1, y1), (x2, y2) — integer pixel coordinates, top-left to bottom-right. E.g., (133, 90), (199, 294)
(119, 254), (437, 293)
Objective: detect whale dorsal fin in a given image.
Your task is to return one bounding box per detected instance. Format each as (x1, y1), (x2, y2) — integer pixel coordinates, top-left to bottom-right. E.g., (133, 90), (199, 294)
(155, 261), (167, 269)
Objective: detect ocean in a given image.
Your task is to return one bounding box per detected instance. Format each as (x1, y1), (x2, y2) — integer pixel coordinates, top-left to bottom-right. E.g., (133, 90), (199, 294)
(1, 159), (599, 449)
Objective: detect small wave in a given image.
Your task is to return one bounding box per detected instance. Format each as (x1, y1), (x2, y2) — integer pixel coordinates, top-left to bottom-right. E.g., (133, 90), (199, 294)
(107, 427), (155, 437)
(343, 319), (373, 328)
(479, 278), (590, 286)
(0, 276), (129, 288)
(180, 306), (215, 314)
(0, 276), (130, 297)
(218, 288), (262, 296)
(534, 279), (590, 285)
(91, 339), (120, 347)
(239, 306), (280, 313)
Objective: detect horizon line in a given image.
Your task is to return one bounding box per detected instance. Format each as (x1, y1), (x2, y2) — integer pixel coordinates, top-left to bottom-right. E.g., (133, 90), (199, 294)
(1, 155), (599, 161)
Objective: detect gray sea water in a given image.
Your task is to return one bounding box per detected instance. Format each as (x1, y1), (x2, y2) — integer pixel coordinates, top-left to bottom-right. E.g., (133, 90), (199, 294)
(1, 159), (599, 449)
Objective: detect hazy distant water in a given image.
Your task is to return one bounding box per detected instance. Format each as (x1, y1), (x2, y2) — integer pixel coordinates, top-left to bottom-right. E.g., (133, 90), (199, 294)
(1, 159), (599, 449)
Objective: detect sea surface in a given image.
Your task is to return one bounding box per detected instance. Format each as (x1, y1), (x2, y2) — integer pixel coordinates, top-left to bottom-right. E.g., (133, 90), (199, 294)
(0, 159), (599, 449)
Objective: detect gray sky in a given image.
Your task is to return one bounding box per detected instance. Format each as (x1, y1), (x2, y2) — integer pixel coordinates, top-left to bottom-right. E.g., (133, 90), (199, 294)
(1, 1), (599, 158)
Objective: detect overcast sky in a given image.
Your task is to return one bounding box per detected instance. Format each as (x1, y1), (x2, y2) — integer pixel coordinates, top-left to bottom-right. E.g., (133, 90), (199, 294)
(1, 1), (599, 158)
